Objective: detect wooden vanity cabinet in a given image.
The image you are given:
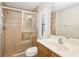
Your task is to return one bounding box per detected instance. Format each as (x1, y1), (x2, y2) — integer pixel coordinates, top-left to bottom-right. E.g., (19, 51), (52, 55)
(37, 42), (60, 57)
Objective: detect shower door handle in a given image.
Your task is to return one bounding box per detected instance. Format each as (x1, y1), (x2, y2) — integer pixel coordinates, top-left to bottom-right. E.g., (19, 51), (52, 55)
(3, 25), (6, 30)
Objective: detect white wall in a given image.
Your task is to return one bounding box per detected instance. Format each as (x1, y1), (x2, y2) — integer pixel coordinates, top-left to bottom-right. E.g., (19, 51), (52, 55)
(56, 4), (79, 39)
(0, 2), (3, 6)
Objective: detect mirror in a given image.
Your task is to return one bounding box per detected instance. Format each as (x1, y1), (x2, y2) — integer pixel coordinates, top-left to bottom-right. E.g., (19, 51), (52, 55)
(51, 4), (79, 39)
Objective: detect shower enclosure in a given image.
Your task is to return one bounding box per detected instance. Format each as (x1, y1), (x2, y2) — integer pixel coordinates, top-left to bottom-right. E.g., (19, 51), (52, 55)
(22, 12), (37, 52)
(0, 6), (37, 56)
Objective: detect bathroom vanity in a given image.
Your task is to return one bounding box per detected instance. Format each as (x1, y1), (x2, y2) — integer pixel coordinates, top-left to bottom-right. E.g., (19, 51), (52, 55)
(37, 42), (60, 57)
(37, 36), (79, 57)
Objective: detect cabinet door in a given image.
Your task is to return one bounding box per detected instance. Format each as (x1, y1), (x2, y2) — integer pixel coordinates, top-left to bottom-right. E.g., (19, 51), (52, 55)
(37, 43), (49, 57)
(37, 43), (60, 57)
(38, 48), (48, 57)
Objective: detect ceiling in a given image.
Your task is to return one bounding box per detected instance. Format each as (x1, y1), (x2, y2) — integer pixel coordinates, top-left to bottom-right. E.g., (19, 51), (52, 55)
(52, 2), (78, 11)
(4, 2), (41, 11)
(4, 2), (78, 11)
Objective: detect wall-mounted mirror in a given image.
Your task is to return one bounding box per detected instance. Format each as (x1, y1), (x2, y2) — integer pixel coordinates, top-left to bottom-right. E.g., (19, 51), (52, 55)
(51, 3), (79, 39)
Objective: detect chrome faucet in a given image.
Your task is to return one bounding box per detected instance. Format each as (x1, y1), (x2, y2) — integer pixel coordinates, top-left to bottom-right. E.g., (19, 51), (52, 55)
(65, 35), (69, 39)
(58, 38), (64, 44)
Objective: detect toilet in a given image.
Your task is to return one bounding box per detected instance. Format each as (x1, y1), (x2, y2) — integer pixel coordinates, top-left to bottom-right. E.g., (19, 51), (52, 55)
(25, 46), (38, 57)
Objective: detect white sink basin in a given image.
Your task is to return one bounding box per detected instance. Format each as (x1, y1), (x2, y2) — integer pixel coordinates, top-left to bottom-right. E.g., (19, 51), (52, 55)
(46, 41), (69, 52)
(57, 44), (69, 51)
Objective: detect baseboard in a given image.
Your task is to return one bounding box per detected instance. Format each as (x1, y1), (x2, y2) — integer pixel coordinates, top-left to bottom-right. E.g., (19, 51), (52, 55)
(13, 52), (25, 57)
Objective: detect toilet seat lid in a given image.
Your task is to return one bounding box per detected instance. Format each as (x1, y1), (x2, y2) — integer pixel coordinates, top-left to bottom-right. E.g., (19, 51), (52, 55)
(26, 47), (38, 53)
